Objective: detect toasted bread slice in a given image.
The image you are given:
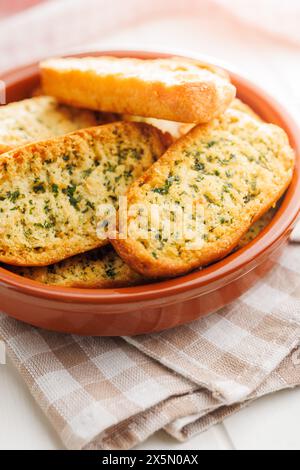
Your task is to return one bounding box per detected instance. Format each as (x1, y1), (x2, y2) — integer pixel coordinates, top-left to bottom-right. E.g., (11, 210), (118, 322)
(7, 207), (277, 288)
(237, 207), (277, 249)
(7, 246), (144, 288)
(40, 56), (236, 123)
(0, 96), (110, 154)
(112, 109), (295, 278)
(0, 122), (168, 266)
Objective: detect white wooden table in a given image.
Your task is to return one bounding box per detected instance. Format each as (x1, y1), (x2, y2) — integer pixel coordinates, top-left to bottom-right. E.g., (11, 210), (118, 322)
(1, 14), (300, 452)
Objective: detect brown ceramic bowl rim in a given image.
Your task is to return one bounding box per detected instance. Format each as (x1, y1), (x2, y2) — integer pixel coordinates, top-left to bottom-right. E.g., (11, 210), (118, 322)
(0, 49), (300, 304)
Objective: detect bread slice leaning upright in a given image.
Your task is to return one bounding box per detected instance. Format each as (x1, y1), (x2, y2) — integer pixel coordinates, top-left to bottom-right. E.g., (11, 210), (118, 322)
(40, 56), (236, 123)
(112, 109), (295, 278)
(0, 122), (168, 266)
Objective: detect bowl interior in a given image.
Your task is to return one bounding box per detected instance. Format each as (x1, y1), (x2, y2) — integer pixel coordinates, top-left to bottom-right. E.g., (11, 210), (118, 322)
(1, 50), (300, 301)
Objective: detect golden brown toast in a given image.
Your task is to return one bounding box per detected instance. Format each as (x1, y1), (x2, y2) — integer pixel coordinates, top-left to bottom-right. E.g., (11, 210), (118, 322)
(7, 207), (277, 288)
(40, 56), (236, 123)
(0, 122), (168, 266)
(112, 109), (295, 278)
(7, 246), (144, 288)
(0, 96), (105, 154)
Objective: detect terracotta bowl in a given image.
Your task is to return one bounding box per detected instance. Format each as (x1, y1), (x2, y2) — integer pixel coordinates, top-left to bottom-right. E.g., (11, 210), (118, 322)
(0, 50), (300, 336)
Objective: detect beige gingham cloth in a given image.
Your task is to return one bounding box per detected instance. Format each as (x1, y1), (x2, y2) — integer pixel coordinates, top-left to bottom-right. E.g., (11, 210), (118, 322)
(0, 242), (300, 449)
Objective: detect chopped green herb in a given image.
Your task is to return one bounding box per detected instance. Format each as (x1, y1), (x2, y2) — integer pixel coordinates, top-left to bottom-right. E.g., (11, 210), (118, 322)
(82, 200), (95, 213)
(204, 193), (215, 204)
(44, 201), (51, 213)
(63, 184), (80, 210)
(104, 162), (117, 173)
(66, 164), (75, 175)
(194, 159), (205, 172)
(33, 182), (46, 194)
(206, 140), (217, 148)
(243, 194), (252, 204)
(51, 184), (59, 196)
(83, 168), (93, 178)
(105, 264), (116, 279)
(124, 170), (133, 180)
(152, 175), (180, 195)
(7, 190), (20, 203)
(223, 183), (233, 193)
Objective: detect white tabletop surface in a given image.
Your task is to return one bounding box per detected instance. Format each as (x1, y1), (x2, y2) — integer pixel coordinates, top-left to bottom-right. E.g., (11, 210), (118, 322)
(0, 14), (300, 451)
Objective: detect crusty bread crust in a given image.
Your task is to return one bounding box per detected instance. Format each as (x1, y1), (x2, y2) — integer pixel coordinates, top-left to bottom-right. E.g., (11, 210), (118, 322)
(112, 109), (295, 278)
(0, 144), (12, 154)
(0, 96), (103, 154)
(40, 56), (236, 123)
(0, 122), (168, 266)
(7, 246), (144, 288)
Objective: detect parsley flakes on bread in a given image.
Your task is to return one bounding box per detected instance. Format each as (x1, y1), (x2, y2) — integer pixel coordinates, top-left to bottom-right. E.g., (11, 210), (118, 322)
(112, 109), (294, 278)
(0, 122), (168, 266)
(0, 96), (103, 154)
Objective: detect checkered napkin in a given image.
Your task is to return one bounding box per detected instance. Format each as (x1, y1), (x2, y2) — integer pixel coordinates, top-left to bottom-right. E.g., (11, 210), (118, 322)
(0, 241), (300, 450)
